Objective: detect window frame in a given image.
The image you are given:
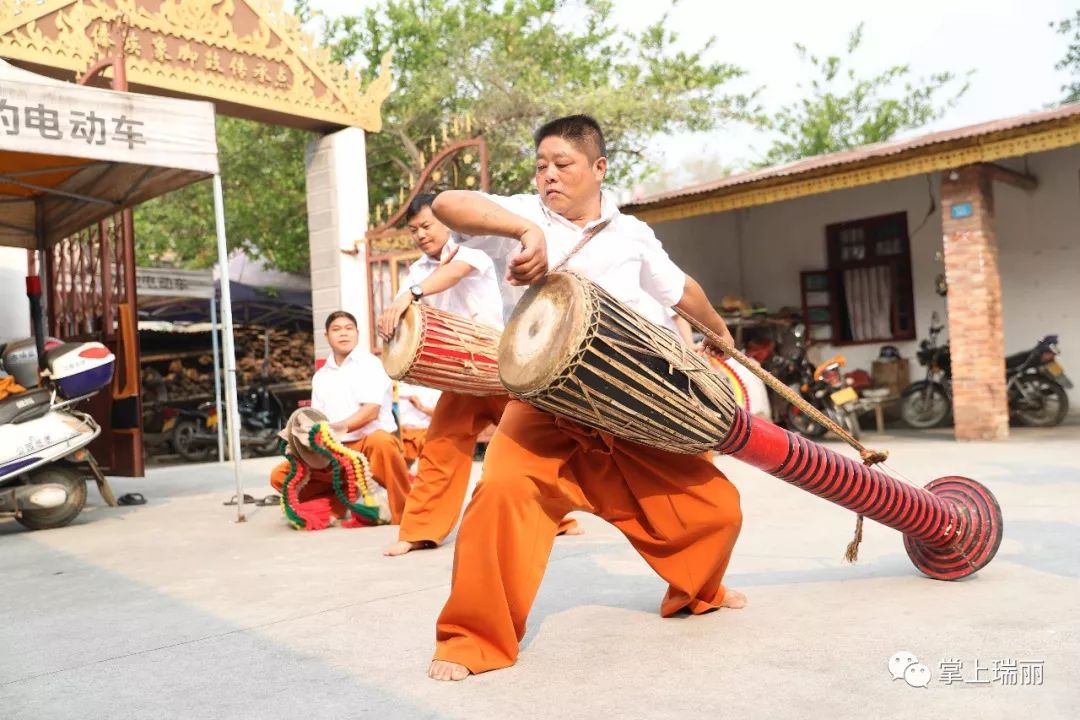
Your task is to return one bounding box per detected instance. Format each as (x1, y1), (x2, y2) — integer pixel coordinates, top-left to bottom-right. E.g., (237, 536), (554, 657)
(825, 211), (916, 346)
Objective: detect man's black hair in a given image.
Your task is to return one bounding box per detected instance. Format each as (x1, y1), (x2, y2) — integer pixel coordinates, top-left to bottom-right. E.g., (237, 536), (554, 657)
(406, 192), (438, 221)
(324, 310), (358, 332)
(533, 114), (606, 160)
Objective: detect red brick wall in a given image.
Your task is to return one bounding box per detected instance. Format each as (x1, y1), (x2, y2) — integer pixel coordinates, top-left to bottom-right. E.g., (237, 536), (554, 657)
(941, 165), (1008, 440)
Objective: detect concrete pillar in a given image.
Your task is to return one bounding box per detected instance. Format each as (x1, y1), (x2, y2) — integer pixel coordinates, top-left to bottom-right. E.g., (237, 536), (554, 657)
(941, 164), (1008, 440)
(305, 127), (370, 360)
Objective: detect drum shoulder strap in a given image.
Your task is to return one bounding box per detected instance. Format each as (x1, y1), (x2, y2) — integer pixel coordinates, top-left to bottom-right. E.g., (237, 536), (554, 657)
(552, 218), (613, 273)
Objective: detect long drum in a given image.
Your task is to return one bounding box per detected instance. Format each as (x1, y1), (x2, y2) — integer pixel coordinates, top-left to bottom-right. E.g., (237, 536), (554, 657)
(499, 272), (737, 453)
(500, 272), (1003, 581)
(383, 303), (503, 396)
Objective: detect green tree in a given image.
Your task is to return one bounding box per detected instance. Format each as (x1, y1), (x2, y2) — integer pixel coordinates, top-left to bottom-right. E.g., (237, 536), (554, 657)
(315, 0), (755, 216)
(134, 116), (313, 273)
(759, 24), (970, 166)
(1052, 10), (1080, 104)
(137, 0), (753, 272)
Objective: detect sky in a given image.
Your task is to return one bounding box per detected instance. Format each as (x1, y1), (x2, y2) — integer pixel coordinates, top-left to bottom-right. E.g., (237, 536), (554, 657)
(297, 0), (1077, 191)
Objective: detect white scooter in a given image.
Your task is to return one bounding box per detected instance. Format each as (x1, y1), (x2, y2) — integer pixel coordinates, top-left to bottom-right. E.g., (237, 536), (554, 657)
(0, 338), (116, 530)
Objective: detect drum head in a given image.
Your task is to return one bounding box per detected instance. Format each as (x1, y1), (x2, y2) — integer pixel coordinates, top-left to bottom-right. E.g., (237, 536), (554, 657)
(382, 303), (424, 380)
(499, 273), (589, 394)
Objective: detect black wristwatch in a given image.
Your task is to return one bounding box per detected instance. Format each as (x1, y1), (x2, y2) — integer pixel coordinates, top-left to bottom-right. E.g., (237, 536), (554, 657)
(409, 284), (424, 301)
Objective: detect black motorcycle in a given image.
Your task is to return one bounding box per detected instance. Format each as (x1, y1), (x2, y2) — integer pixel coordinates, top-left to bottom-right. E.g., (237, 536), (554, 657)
(902, 313), (1072, 428)
(900, 315), (952, 429)
(168, 384), (286, 462)
(766, 324), (861, 440)
(1006, 335), (1072, 426)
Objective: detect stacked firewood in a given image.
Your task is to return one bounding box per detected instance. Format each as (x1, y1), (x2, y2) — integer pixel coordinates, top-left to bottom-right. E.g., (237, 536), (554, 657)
(141, 326), (314, 402)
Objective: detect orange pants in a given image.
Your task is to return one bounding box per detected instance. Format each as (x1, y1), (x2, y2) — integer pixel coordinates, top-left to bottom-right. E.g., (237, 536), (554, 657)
(433, 400), (742, 674)
(270, 429), (411, 524)
(398, 393), (578, 545)
(400, 427), (428, 465)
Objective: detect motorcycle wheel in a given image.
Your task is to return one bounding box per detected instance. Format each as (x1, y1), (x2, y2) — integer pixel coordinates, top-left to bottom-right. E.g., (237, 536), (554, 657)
(901, 386), (950, 428)
(171, 419), (213, 462)
(16, 466), (87, 531)
(1012, 377), (1070, 427)
(254, 424), (284, 457)
(785, 402), (828, 439)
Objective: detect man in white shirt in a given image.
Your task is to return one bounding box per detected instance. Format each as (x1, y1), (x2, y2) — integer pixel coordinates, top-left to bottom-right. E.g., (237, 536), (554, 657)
(377, 195), (580, 557)
(396, 381), (441, 466)
(270, 311), (411, 524)
(425, 115), (745, 682)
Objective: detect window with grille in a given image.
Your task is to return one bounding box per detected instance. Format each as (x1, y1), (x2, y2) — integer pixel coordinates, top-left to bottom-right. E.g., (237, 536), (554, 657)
(825, 211), (915, 344)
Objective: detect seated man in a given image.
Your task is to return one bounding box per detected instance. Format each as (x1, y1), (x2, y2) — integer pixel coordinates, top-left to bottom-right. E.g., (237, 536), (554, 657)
(270, 311), (411, 523)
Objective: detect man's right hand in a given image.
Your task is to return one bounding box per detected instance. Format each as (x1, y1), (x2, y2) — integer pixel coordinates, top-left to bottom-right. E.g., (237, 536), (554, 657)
(507, 223), (547, 286)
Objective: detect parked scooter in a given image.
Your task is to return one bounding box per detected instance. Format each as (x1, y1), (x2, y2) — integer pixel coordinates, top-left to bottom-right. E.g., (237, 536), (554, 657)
(168, 384), (285, 462)
(0, 339), (116, 530)
(901, 312), (1072, 428)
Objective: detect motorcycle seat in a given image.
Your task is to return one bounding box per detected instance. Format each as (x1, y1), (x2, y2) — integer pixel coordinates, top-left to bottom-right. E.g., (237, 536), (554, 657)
(1005, 351), (1029, 370)
(0, 388), (52, 426)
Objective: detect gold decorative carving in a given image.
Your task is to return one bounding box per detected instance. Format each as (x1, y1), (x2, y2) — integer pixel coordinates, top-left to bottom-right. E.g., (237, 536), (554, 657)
(628, 121), (1080, 225)
(0, 0), (392, 131)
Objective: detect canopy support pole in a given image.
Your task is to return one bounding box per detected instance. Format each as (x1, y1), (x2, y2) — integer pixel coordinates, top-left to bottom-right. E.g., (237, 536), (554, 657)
(210, 293), (226, 464)
(212, 174), (245, 522)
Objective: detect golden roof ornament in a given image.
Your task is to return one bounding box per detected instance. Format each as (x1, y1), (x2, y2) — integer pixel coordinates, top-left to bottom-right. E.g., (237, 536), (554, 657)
(0, 0), (393, 132)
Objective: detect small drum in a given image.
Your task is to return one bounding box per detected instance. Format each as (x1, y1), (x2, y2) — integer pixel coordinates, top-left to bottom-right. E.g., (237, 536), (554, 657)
(499, 272), (737, 453)
(382, 303), (503, 396)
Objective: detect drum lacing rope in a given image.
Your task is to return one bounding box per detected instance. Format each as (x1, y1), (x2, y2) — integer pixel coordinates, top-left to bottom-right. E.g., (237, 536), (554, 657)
(674, 306), (888, 562)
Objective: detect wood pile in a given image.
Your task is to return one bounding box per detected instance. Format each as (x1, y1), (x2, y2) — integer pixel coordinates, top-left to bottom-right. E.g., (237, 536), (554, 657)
(141, 326), (314, 403)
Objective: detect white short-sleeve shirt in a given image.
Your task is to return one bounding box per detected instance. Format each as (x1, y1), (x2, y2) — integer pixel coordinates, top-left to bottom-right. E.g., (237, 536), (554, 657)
(396, 382), (442, 429)
(454, 191), (686, 322)
(401, 239), (505, 330)
(311, 347), (397, 441)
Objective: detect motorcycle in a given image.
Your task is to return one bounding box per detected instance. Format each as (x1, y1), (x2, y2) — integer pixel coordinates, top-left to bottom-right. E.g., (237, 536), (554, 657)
(1006, 335), (1072, 427)
(0, 339), (117, 530)
(168, 384), (285, 462)
(764, 324), (861, 440)
(900, 314), (952, 429)
(902, 313), (1072, 428)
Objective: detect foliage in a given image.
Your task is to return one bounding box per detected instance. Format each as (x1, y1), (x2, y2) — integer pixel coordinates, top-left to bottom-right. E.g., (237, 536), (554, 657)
(1052, 10), (1080, 104)
(313, 0), (754, 215)
(133, 116), (313, 273)
(758, 23), (970, 166)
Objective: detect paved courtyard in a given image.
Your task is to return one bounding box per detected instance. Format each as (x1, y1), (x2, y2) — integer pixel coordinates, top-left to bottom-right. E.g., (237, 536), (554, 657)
(2, 422), (1077, 719)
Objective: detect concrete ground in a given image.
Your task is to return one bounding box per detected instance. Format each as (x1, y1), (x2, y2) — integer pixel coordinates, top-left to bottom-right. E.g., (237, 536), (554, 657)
(1, 422), (1077, 720)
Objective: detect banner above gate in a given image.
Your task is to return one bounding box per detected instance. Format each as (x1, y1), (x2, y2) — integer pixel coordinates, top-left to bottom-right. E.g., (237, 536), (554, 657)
(0, 0), (392, 133)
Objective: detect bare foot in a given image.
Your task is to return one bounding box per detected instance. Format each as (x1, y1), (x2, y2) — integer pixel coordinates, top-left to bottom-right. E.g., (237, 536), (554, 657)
(429, 660), (470, 681)
(383, 540), (436, 557)
(720, 588), (748, 609)
(558, 525), (585, 536)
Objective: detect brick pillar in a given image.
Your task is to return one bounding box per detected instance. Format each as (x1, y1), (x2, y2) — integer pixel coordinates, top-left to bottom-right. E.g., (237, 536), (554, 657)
(941, 165), (1008, 440)
(305, 128), (370, 360)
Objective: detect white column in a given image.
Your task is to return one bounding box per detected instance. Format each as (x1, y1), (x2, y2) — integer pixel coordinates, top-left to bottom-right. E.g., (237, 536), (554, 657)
(305, 127), (370, 360)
